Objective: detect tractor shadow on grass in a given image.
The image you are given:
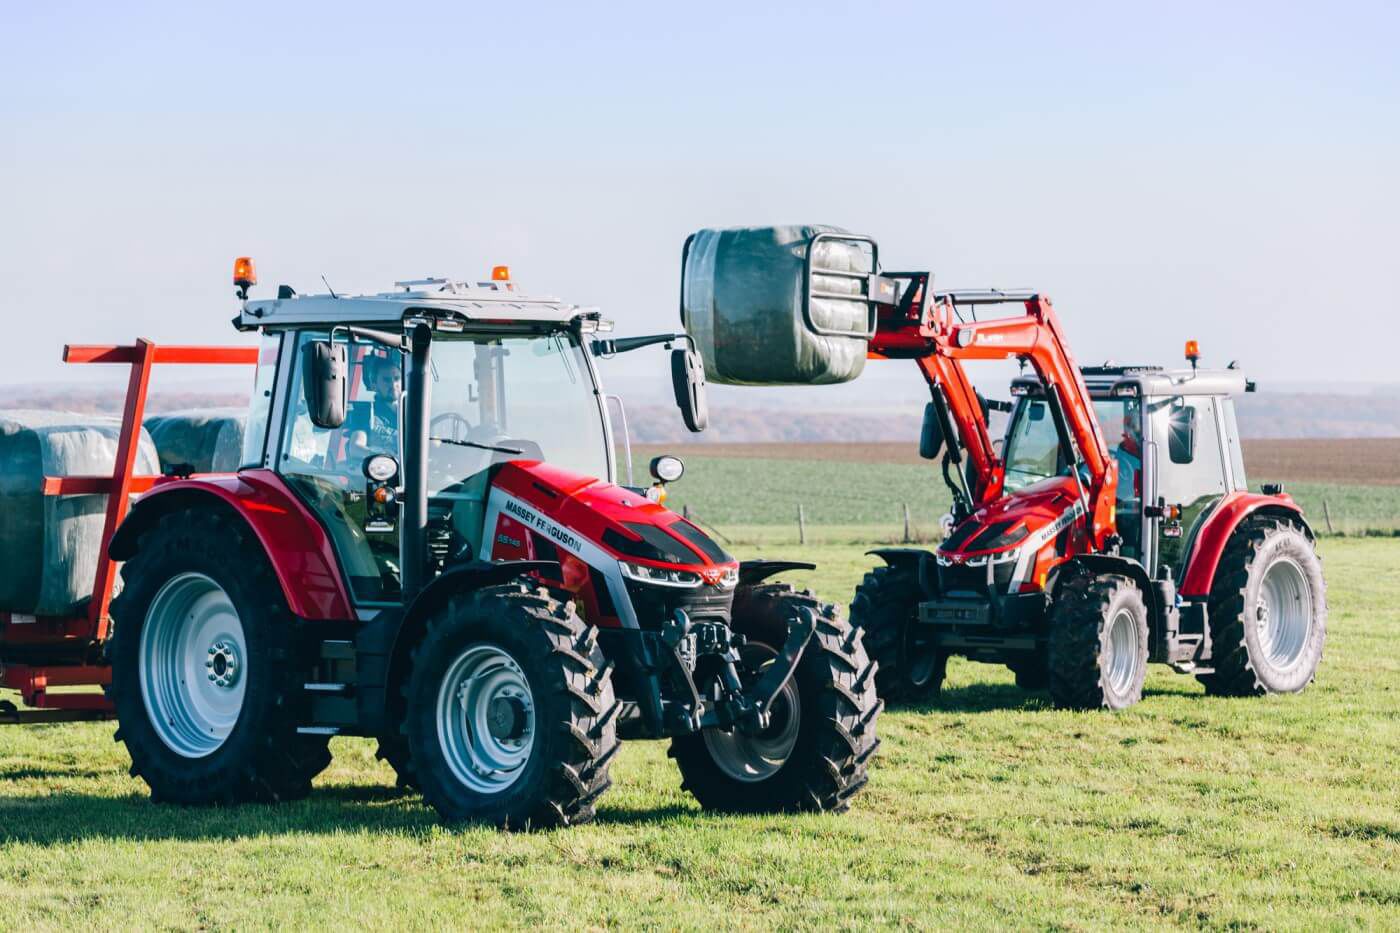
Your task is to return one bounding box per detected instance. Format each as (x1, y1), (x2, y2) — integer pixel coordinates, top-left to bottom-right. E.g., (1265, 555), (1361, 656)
(889, 681), (1200, 715)
(0, 782), (702, 846)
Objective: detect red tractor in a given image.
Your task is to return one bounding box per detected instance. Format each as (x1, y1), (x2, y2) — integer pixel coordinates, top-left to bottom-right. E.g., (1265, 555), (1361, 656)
(681, 227), (1326, 710)
(0, 260), (880, 826)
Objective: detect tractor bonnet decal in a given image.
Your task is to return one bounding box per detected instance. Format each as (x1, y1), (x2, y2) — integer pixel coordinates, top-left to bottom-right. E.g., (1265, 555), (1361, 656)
(1008, 500), (1087, 593)
(483, 486), (640, 628)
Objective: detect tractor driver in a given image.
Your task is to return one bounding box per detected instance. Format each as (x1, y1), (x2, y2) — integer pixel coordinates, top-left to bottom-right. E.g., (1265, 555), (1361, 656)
(346, 354), (401, 462)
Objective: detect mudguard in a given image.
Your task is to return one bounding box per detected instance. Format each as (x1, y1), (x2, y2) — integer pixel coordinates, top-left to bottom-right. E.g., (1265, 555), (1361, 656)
(737, 559), (815, 586)
(1179, 491), (1310, 598)
(108, 469), (354, 621)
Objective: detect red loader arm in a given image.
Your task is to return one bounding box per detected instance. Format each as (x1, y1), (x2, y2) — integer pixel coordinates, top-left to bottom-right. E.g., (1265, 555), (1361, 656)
(870, 281), (1119, 549)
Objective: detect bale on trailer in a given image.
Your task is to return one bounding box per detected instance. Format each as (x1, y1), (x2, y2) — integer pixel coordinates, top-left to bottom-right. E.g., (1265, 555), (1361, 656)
(144, 408), (246, 473)
(0, 411), (160, 616)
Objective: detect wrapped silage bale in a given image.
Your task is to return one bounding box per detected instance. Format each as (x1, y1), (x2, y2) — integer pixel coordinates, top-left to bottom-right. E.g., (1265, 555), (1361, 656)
(0, 411), (161, 616)
(681, 225), (876, 386)
(144, 408), (247, 474)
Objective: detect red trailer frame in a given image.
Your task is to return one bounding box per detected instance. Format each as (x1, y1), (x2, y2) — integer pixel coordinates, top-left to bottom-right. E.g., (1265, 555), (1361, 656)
(0, 340), (257, 723)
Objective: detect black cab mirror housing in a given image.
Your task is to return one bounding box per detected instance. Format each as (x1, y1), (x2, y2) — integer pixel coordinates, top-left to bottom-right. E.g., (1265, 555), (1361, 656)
(671, 348), (709, 433)
(1168, 404), (1197, 464)
(919, 401), (945, 460)
(304, 340), (347, 430)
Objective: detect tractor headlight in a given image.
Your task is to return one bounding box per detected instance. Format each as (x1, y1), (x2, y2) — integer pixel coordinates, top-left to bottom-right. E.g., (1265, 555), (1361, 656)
(718, 566), (739, 589)
(620, 561), (703, 588)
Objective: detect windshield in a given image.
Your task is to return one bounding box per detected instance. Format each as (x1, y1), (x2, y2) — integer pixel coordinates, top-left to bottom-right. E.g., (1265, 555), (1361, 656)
(426, 331), (610, 495)
(1003, 396), (1141, 493)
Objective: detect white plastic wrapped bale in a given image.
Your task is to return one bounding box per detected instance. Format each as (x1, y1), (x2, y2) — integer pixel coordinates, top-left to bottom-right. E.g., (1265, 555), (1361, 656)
(144, 408), (247, 474)
(681, 225), (876, 385)
(0, 411), (161, 616)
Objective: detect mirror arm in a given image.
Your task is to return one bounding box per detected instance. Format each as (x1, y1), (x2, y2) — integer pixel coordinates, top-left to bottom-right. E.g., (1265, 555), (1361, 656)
(592, 333), (693, 357)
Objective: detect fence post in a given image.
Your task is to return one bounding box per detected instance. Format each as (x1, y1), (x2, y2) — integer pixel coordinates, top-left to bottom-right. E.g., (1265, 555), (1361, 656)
(903, 503), (912, 544)
(798, 503), (807, 546)
(1322, 499), (1335, 535)
(682, 504), (690, 520)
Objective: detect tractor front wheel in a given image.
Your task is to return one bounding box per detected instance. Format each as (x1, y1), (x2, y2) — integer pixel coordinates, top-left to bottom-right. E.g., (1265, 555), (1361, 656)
(403, 583), (619, 828)
(109, 510), (331, 804)
(849, 564), (943, 702)
(1197, 518), (1326, 696)
(670, 584), (881, 814)
(1047, 572), (1149, 710)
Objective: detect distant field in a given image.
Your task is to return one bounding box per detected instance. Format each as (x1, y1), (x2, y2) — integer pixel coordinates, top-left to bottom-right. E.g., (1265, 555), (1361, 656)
(636, 440), (1400, 539)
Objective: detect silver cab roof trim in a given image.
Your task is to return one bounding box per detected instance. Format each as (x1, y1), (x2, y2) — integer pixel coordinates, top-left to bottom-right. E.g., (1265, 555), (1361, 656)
(241, 290), (587, 328)
(1014, 368), (1251, 397)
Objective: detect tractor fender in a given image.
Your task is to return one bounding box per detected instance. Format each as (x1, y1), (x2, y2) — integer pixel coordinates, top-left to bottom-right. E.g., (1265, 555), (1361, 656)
(867, 547), (936, 595)
(377, 559), (561, 725)
(1179, 491), (1311, 598)
(1055, 553), (1164, 650)
(738, 559), (816, 586)
(108, 470), (354, 621)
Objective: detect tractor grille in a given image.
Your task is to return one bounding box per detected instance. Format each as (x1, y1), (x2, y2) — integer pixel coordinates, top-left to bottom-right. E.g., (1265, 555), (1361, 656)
(625, 580), (733, 630)
(937, 559), (1018, 596)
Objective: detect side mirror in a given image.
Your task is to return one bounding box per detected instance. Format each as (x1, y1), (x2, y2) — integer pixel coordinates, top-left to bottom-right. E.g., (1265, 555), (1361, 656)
(1168, 405), (1197, 464)
(919, 401), (945, 460)
(304, 340), (347, 429)
(671, 348), (709, 433)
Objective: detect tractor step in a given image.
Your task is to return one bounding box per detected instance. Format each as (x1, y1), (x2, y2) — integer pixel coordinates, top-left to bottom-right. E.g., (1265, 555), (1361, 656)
(303, 682), (351, 694)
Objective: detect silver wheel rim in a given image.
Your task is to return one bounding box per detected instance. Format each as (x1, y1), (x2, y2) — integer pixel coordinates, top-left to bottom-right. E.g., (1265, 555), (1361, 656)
(436, 644), (535, 794)
(1257, 557), (1313, 670)
(139, 572), (246, 759)
(703, 647), (802, 783)
(1105, 608), (1141, 695)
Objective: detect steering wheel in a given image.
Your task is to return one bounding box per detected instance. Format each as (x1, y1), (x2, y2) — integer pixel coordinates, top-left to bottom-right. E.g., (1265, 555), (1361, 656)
(430, 411), (473, 442)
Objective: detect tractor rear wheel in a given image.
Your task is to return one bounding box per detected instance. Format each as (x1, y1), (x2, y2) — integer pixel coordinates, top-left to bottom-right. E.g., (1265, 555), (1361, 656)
(403, 583), (619, 828)
(1197, 518), (1326, 697)
(109, 509), (331, 804)
(670, 584), (881, 814)
(849, 564), (943, 701)
(1047, 572), (1149, 710)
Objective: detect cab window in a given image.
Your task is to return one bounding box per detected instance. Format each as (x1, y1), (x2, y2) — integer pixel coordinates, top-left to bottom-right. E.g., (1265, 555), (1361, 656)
(279, 331), (402, 603)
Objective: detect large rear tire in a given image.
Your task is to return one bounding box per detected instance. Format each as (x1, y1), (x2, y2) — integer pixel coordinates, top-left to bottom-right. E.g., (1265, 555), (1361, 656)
(403, 583), (619, 828)
(109, 510), (331, 804)
(1197, 518), (1326, 697)
(1047, 572), (1149, 710)
(849, 564), (943, 701)
(670, 584), (881, 814)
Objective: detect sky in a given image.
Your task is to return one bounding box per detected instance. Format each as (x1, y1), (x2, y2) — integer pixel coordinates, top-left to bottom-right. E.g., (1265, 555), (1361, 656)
(1, 1), (1397, 409)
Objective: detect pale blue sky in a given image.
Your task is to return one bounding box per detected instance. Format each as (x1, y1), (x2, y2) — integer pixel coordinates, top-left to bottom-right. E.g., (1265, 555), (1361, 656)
(2, 1), (1396, 403)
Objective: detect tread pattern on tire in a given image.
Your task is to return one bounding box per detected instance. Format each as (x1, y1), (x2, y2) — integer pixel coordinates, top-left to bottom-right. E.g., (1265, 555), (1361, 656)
(109, 509), (331, 805)
(848, 564), (935, 701)
(402, 582), (619, 829)
(671, 584), (882, 814)
(1197, 517), (1326, 697)
(1047, 571), (1146, 710)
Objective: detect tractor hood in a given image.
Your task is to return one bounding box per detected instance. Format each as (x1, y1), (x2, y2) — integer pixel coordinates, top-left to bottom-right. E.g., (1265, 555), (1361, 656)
(486, 460), (736, 575)
(938, 475), (1086, 564)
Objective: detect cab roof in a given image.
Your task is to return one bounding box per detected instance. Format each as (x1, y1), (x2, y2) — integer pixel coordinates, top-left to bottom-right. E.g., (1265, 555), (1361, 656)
(239, 277), (593, 330)
(1012, 364), (1254, 398)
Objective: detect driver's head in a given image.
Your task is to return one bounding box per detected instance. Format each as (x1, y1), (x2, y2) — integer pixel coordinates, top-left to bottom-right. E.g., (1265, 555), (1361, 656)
(367, 358), (401, 406)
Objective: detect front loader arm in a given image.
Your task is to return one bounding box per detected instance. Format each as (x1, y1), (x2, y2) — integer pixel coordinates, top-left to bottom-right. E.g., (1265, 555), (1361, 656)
(882, 289), (1119, 549)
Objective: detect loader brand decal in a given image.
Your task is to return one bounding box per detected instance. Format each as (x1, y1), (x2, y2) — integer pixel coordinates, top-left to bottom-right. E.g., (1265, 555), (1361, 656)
(1009, 499), (1086, 593)
(484, 487), (640, 628)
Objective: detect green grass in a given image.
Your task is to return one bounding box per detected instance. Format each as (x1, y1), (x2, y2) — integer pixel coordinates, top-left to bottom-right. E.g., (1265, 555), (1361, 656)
(661, 455), (1400, 538)
(3, 538), (1398, 929)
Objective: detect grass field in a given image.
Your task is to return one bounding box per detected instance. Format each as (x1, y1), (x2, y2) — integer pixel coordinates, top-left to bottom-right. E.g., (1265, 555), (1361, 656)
(2, 537), (1397, 929)
(635, 444), (1400, 540)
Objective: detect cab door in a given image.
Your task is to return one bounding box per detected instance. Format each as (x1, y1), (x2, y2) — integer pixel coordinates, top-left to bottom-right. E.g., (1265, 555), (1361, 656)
(1145, 395), (1230, 579)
